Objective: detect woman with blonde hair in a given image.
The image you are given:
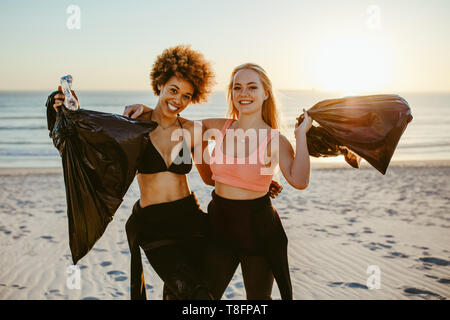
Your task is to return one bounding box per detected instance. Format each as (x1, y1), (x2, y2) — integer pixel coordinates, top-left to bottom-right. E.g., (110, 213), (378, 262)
(199, 63), (312, 300)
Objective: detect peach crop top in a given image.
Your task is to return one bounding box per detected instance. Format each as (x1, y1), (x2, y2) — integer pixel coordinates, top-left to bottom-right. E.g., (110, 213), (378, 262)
(210, 119), (279, 192)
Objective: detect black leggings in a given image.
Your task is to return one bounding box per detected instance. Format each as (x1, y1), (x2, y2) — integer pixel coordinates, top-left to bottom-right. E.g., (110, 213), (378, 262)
(204, 243), (274, 300)
(204, 191), (280, 300)
(143, 237), (211, 300)
(126, 193), (212, 300)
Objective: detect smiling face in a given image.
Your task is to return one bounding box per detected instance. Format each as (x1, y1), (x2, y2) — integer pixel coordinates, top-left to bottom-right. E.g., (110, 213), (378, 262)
(231, 68), (268, 116)
(157, 76), (194, 116)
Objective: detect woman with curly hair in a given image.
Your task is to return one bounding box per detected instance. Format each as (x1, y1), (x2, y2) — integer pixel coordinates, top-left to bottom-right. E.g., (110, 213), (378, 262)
(54, 45), (216, 300)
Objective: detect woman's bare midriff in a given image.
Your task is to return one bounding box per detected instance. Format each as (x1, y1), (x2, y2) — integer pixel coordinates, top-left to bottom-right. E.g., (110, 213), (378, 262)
(214, 181), (267, 200)
(137, 172), (191, 207)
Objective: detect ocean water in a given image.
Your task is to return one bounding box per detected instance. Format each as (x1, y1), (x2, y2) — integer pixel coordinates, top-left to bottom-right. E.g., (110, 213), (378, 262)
(0, 90), (449, 168)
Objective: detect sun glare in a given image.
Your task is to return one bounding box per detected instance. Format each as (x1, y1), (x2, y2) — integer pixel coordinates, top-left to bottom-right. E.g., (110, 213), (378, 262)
(313, 36), (392, 95)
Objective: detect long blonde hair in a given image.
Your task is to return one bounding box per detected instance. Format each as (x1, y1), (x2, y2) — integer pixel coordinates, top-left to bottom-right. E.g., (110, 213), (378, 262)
(227, 63), (280, 129)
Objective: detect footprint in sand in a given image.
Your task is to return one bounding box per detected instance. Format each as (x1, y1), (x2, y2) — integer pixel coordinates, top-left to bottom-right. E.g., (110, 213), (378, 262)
(329, 282), (344, 287)
(364, 242), (393, 251)
(390, 252), (409, 258)
(329, 282), (368, 289)
(419, 257), (449, 266)
(1, 283), (26, 290)
(17, 200), (33, 206)
(40, 235), (57, 243)
(0, 225), (12, 235)
(345, 217), (358, 226)
(114, 276), (127, 282)
(384, 252), (409, 259)
(363, 243), (382, 251)
(346, 283), (369, 289)
(111, 290), (125, 297)
(225, 286), (236, 299)
(107, 270), (125, 276)
(44, 288), (65, 299)
(107, 270), (127, 282)
(403, 287), (445, 300)
(386, 209), (397, 215)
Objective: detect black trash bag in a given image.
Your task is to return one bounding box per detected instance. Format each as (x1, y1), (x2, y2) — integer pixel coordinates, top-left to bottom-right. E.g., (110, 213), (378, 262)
(45, 91), (157, 264)
(298, 94), (413, 174)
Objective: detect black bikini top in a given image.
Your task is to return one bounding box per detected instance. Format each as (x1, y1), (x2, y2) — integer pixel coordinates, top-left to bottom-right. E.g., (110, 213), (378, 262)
(137, 110), (192, 175)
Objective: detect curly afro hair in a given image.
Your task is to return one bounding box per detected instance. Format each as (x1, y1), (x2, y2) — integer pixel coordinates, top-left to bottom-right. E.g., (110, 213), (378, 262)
(150, 45), (215, 104)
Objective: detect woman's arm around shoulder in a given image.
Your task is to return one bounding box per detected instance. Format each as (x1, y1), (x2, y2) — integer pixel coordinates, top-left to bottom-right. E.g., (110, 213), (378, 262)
(123, 104), (153, 120)
(180, 117), (215, 186)
(201, 118), (229, 132)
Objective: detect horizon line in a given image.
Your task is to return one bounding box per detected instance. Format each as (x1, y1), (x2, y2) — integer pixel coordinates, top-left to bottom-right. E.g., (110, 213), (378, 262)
(1, 89), (450, 95)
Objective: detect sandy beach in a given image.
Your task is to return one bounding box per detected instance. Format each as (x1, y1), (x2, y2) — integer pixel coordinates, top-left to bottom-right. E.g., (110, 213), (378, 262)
(0, 160), (449, 300)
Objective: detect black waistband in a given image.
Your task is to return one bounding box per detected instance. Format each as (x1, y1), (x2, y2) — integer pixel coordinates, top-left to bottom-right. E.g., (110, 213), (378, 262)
(211, 190), (271, 209)
(133, 193), (201, 216)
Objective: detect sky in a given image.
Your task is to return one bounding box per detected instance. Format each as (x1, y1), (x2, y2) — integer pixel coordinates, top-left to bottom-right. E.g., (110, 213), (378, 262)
(0, 0), (449, 93)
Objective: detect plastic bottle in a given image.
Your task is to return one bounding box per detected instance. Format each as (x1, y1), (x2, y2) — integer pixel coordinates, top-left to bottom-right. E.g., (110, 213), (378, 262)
(60, 75), (79, 110)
